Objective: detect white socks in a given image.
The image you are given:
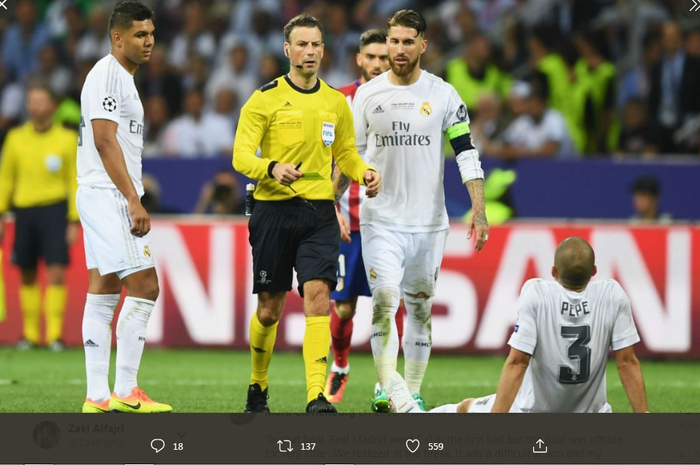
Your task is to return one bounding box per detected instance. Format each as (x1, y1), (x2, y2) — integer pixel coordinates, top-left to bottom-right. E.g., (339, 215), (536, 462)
(82, 293), (120, 402)
(370, 287), (400, 384)
(113, 297), (155, 397)
(370, 286), (419, 412)
(403, 295), (433, 395)
(330, 362), (350, 375)
(384, 372), (418, 413)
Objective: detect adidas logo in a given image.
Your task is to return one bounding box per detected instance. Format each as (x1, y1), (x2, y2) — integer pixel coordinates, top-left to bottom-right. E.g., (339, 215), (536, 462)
(372, 105), (384, 114)
(315, 356), (327, 363)
(84, 339), (98, 348)
(284, 101), (292, 107)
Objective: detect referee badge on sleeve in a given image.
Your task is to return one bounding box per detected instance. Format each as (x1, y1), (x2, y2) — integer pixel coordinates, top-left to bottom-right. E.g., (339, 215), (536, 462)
(322, 122), (335, 146)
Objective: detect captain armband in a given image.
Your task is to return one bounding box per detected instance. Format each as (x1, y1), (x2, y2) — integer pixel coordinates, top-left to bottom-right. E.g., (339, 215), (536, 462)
(447, 122), (474, 153)
(447, 122), (484, 183)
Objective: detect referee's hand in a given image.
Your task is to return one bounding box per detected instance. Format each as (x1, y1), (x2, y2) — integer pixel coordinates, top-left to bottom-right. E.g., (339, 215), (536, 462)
(364, 170), (382, 198)
(128, 199), (150, 237)
(272, 163), (303, 187)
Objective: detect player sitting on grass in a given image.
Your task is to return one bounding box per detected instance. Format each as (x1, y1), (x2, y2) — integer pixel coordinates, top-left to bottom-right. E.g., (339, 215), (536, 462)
(430, 237), (649, 413)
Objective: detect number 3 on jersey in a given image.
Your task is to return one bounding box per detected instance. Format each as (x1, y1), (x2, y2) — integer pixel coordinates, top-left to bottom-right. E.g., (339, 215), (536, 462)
(558, 324), (591, 384)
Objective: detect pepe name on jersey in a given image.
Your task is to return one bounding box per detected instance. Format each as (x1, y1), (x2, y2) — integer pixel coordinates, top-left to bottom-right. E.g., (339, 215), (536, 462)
(561, 301), (590, 317)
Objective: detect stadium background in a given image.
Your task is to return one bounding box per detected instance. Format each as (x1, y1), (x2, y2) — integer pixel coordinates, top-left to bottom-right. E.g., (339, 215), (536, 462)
(1, 0), (700, 412)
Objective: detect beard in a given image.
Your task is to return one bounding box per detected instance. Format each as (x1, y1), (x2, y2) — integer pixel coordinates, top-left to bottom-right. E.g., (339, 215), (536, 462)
(361, 67), (382, 82)
(389, 54), (419, 77)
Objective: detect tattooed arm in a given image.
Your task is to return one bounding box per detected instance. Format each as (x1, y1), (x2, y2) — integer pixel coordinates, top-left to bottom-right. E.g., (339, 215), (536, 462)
(333, 164), (352, 243)
(333, 164), (352, 204)
(465, 179), (489, 253)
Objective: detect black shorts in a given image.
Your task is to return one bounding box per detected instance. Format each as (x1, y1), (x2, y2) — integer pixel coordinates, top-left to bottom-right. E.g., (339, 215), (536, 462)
(12, 201), (70, 269)
(249, 198), (339, 297)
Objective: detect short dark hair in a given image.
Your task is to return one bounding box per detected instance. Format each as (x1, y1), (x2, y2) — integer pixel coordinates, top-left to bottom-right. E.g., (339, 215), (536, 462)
(631, 174), (661, 196)
(359, 29), (387, 50)
(108, 1), (154, 34)
(26, 79), (58, 102)
(283, 13), (323, 43)
(387, 9), (426, 37)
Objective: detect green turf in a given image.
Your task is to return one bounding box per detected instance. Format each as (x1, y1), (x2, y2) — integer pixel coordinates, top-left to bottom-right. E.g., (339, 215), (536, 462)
(0, 348), (697, 412)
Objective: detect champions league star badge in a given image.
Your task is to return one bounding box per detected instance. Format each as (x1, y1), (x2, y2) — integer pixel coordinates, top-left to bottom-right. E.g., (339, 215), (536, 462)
(322, 121), (335, 146)
(102, 96), (117, 112)
(456, 103), (467, 121)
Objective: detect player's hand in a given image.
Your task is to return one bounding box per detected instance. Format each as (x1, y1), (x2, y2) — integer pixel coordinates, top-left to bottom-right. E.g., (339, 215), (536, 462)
(128, 199), (150, 237)
(364, 170), (381, 198)
(336, 209), (351, 243)
(272, 163), (303, 187)
(66, 222), (80, 245)
(466, 207), (489, 253)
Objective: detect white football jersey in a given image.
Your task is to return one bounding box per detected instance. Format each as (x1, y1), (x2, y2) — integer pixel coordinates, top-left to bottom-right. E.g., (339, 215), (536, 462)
(353, 70), (468, 232)
(508, 278), (640, 413)
(77, 54), (145, 196)
(337, 80), (365, 232)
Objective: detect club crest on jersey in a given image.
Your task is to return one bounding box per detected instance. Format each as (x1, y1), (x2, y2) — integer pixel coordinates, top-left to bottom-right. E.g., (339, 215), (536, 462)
(143, 245), (151, 258)
(322, 121), (335, 146)
(420, 102), (432, 117)
(369, 268), (377, 281)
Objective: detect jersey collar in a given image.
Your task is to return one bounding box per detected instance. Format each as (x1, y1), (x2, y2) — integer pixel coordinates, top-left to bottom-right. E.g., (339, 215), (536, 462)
(284, 75), (321, 94)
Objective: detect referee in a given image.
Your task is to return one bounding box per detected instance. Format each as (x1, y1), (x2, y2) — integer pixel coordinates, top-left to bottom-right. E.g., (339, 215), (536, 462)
(0, 82), (79, 350)
(233, 13), (382, 413)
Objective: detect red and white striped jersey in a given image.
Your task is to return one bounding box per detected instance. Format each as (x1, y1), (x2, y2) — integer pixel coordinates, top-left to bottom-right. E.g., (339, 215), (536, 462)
(337, 79), (365, 231)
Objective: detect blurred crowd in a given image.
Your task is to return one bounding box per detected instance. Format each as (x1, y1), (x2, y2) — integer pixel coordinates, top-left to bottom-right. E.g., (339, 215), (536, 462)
(0, 0), (699, 215)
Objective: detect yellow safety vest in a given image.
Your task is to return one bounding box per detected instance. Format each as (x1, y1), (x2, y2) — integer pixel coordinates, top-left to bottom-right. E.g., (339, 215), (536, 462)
(572, 60), (620, 153)
(446, 59), (512, 109)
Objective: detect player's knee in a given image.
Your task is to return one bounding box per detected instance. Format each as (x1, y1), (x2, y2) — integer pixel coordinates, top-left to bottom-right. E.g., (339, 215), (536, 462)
(303, 279), (331, 302)
(256, 293), (284, 326)
(46, 266), (66, 286)
(20, 268), (38, 286)
(372, 286), (400, 323)
(140, 279), (160, 302)
(404, 294), (432, 325)
(256, 307), (281, 327)
(457, 398), (474, 413)
(335, 302), (355, 320)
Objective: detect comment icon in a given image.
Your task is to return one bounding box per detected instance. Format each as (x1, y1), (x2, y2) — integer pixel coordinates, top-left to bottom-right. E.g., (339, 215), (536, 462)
(151, 438), (165, 453)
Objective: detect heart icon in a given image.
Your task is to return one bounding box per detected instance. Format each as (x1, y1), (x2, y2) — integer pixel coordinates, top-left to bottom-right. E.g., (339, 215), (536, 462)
(406, 438), (420, 453)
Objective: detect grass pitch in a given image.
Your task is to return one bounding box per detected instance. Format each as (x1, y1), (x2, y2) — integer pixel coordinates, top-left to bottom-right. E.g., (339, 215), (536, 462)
(0, 348), (698, 413)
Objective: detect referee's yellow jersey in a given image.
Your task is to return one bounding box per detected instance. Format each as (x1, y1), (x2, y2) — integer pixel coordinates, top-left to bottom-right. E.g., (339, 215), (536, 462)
(0, 122), (79, 220)
(233, 75), (374, 201)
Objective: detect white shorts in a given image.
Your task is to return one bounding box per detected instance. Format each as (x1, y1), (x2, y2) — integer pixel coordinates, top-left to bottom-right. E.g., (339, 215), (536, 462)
(360, 222), (448, 297)
(467, 394), (522, 413)
(467, 394), (613, 413)
(77, 186), (155, 279)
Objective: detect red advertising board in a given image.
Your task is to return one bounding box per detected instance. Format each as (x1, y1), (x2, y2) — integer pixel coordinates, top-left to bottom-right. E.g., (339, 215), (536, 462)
(1, 220), (698, 358)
